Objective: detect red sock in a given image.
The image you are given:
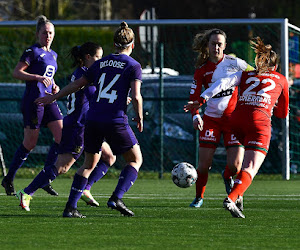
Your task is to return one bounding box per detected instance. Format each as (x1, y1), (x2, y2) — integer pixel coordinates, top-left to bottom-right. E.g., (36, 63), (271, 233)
(223, 165), (232, 179)
(228, 171), (252, 202)
(195, 170), (208, 198)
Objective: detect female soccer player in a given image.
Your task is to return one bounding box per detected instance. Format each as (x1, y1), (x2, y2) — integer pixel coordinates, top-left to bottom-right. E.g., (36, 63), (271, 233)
(1, 15), (63, 196)
(188, 28), (253, 208)
(17, 42), (117, 211)
(36, 21), (143, 218)
(185, 37), (289, 218)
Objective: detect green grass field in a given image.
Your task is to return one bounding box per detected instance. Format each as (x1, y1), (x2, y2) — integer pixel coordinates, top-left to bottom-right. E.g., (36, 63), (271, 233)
(1, 175), (299, 250)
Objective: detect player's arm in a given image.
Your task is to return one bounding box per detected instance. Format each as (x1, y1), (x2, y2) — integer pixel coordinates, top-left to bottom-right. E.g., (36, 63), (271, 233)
(35, 76), (89, 105)
(184, 71), (242, 112)
(130, 79), (143, 132)
(273, 78), (289, 118)
(13, 61), (52, 87)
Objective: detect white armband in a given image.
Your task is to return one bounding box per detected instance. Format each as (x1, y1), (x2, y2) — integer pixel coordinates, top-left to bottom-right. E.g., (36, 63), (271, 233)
(193, 114), (201, 121)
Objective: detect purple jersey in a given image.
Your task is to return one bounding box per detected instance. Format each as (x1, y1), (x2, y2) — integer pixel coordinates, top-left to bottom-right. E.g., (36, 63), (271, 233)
(19, 43), (62, 128)
(83, 53), (142, 123)
(64, 67), (96, 127)
(20, 43), (57, 99)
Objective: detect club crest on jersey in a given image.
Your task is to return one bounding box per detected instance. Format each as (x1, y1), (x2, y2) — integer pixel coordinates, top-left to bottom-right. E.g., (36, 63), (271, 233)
(74, 146), (83, 154)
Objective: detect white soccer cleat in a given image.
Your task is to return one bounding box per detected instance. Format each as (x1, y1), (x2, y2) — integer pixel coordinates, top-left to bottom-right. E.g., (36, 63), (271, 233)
(16, 189), (32, 212)
(223, 197), (245, 218)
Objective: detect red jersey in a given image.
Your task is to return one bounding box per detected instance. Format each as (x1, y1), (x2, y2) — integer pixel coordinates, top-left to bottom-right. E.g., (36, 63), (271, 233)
(236, 70), (289, 120)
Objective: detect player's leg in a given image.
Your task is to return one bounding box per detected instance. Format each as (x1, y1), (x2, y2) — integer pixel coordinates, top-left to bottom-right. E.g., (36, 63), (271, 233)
(190, 147), (215, 208)
(222, 146), (244, 195)
(2, 128), (39, 195)
(82, 142), (116, 207)
(107, 144), (142, 217)
(42, 113), (63, 195)
(63, 151), (100, 218)
(17, 153), (76, 211)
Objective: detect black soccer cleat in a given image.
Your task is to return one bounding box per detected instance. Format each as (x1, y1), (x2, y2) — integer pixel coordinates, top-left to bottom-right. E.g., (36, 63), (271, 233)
(42, 184), (59, 196)
(63, 206), (86, 218)
(107, 195), (134, 217)
(1, 177), (16, 196)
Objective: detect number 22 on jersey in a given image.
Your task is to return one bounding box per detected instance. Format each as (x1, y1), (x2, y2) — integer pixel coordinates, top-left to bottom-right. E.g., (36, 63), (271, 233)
(96, 73), (120, 103)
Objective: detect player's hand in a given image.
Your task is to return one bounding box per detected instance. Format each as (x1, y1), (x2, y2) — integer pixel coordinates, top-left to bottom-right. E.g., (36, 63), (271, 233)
(184, 98), (205, 112)
(52, 83), (60, 94)
(193, 115), (204, 131)
(35, 91), (55, 105)
(37, 76), (52, 88)
(132, 117), (143, 132)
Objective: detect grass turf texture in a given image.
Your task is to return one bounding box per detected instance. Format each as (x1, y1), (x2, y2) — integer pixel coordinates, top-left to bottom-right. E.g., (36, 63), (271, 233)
(0, 176), (299, 249)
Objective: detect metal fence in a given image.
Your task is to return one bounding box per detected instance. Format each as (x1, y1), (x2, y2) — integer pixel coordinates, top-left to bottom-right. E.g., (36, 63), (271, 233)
(0, 19), (299, 178)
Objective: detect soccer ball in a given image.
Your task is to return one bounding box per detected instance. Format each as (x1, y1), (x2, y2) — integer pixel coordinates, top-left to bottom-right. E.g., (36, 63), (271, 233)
(171, 162), (198, 188)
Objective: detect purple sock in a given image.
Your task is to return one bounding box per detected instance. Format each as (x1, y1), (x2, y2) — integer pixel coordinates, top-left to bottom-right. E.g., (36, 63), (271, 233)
(6, 144), (30, 181)
(85, 160), (110, 190)
(24, 164), (58, 196)
(44, 142), (59, 167)
(114, 165), (138, 199)
(67, 173), (88, 209)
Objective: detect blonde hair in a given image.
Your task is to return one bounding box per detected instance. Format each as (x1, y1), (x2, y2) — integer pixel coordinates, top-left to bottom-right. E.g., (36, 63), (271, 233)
(192, 28), (227, 68)
(36, 15), (53, 33)
(114, 21), (135, 50)
(250, 37), (278, 75)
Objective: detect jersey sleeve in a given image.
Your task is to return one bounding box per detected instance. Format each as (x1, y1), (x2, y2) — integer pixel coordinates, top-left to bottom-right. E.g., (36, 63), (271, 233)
(189, 69), (204, 115)
(236, 57), (254, 72)
(200, 71), (242, 101)
(20, 47), (35, 66)
(273, 77), (289, 118)
(130, 63), (142, 82)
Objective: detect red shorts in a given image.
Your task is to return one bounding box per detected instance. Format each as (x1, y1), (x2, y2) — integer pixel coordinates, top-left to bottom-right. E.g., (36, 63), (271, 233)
(231, 110), (271, 155)
(199, 114), (241, 149)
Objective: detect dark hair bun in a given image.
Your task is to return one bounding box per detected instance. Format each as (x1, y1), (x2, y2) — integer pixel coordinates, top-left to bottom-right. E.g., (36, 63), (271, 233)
(120, 21), (128, 29)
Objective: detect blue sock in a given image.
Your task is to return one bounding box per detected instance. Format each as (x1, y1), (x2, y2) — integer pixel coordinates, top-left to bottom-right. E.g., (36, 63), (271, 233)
(67, 173), (88, 209)
(6, 144), (30, 181)
(85, 160), (110, 190)
(44, 142), (59, 167)
(113, 165), (138, 199)
(24, 164), (59, 196)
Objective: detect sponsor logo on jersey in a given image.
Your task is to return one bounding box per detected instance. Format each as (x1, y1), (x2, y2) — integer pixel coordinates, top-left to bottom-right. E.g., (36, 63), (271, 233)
(43, 65), (55, 78)
(200, 129), (216, 142)
(212, 88), (234, 98)
(40, 53), (46, 58)
(248, 140), (263, 146)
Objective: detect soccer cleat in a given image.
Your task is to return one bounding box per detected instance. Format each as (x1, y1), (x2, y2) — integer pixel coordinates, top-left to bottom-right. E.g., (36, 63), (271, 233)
(236, 195), (244, 212)
(1, 177), (16, 196)
(223, 197), (245, 218)
(63, 206), (86, 218)
(189, 197), (203, 208)
(81, 189), (99, 207)
(16, 189), (32, 212)
(42, 183), (59, 196)
(107, 195), (134, 217)
(222, 170), (234, 195)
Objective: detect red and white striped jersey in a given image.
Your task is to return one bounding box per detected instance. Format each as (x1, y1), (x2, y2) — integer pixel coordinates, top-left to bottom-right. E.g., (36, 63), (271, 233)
(189, 54), (249, 118)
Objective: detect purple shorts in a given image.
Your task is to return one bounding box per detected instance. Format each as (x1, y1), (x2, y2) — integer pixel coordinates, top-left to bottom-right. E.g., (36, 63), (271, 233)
(58, 123), (84, 160)
(84, 120), (138, 155)
(22, 101), (63, 129)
